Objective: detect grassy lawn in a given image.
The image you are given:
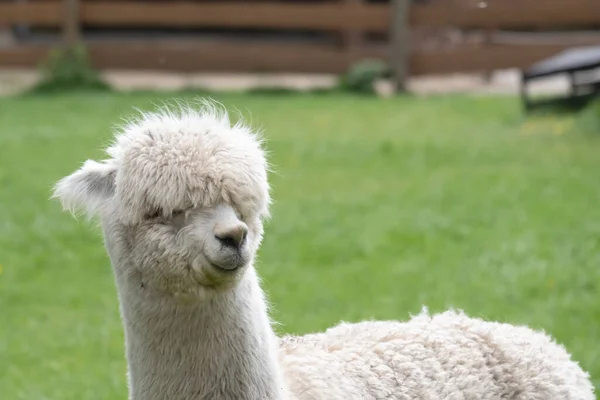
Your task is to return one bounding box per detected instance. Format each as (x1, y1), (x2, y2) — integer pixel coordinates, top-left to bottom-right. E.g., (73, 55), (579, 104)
(1, 91), (599, 399)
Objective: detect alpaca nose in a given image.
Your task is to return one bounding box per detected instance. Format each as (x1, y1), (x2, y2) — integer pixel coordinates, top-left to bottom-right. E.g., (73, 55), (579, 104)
(214, 223), (248, 250)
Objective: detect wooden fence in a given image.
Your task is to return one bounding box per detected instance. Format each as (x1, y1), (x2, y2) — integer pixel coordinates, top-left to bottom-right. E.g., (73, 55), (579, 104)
(1, 0), (600, 89)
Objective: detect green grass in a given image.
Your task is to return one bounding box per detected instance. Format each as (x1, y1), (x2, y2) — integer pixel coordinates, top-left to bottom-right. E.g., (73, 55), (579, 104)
(1, 91), (599, 399)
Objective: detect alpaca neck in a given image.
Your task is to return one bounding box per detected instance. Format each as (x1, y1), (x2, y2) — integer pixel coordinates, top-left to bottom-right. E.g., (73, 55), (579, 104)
(116, 267), (288, 400)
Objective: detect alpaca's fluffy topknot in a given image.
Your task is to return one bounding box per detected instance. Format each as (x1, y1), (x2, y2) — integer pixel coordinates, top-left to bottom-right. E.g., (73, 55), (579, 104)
(103, 100), (271, 223)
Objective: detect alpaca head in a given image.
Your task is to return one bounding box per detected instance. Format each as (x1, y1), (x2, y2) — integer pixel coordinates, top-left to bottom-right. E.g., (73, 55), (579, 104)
(53, 102), (271, 298)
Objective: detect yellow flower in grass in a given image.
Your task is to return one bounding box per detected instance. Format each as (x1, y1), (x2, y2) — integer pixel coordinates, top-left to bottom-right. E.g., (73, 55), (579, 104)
(520, 118), (573, 136)
(550, 120), (572, 136)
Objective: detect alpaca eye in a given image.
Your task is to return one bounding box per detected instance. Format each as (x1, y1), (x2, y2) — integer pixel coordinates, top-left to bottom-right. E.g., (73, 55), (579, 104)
(145, 209), (161, 219)
(171, 209), (185, 219)
(236, 211), (246, 222)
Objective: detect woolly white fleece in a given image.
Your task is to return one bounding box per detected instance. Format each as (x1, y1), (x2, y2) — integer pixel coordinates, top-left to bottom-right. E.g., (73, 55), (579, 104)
(53, 101), (594, 400)
(280, 309), (594, 399)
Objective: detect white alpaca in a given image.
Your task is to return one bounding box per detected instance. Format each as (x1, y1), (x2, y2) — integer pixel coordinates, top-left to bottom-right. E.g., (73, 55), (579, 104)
(53, 102), (594, 400)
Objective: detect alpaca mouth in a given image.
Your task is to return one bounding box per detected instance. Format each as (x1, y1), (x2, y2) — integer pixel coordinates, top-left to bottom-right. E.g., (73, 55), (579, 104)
(208, 259), (245, 273)
(210, 262), (239, 272)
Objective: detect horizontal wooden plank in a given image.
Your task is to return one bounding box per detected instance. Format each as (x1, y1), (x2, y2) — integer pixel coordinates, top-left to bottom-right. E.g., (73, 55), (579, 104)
(86, 40), (387, 73)
(4, 0), (600, 32)
(0, 3), (62, 25)
(80, 2), (389, 32)
(0, 46), (52, 67)
(411, 44), (571, 75)
(491, 31), (600, 46)
(413, 0), (600, 29)
(4, 1), (599, 32)
(0, 41), (385, 73)
(0, 41), (579, 77)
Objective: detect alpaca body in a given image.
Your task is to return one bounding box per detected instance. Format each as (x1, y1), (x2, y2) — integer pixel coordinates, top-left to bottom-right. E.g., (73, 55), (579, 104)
(54, 102), (594, 400)
(280, 311), (594, 400)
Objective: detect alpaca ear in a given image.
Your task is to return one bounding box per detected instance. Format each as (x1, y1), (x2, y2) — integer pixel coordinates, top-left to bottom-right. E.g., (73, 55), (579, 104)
(53, 160), (117, 218)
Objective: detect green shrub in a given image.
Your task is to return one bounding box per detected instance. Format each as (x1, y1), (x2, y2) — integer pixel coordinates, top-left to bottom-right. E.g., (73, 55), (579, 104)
(338, 59), (391, 94)
(30, 44), (111, 94)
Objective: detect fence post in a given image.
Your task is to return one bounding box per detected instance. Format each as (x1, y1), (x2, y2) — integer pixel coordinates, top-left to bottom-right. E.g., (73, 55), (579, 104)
(62, 0), (80, 50)
(342, 0), (363, 53)
(482, 28), (495, 83)
(390, 0), (409, 93)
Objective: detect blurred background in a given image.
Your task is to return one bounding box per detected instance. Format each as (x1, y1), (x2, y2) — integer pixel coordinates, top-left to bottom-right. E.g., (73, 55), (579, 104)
(1, 0), (599, 398)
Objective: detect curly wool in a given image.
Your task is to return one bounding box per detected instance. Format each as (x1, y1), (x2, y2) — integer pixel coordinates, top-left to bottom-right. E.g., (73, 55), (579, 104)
(55, 99), (271, 224)
(279, 309), (594, 400)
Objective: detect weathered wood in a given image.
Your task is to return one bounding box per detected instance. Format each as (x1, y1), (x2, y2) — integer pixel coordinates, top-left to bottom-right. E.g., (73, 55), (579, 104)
(390, 0), (409, 92)
(1, 0), (599, 78)
(85, 41), (387, 73)
(2, 1), (600, 31)
(80, 2), (389, 32)
(412, 0), (600, 29)
(0, 27), (16, 48)
(0, 41), (579, 76)
(411, 44), (573, 76)
(63, 0), (81, 48)
(482, 28), (496, 82)
(0, 46), (52, 67)
(79, 1), (600, 31)
(340, 0), (364, 53)
(0, 3), (62, 25)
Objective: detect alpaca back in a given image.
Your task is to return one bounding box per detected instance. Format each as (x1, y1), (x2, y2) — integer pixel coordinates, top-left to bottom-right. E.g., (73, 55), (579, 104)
(278, 310), (594, 400)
